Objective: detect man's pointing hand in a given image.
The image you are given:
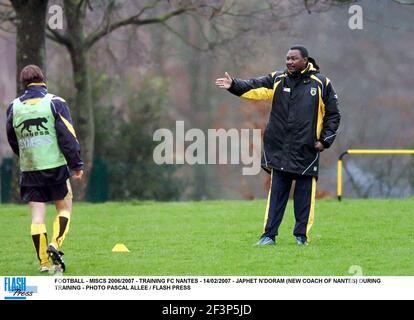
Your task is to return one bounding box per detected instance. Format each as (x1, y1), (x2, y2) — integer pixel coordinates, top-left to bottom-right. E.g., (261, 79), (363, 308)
(215, 72), (233, 89)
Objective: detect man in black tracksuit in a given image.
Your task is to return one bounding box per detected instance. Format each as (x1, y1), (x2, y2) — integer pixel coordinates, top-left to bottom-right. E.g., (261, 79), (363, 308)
(215, 46), (340, 245)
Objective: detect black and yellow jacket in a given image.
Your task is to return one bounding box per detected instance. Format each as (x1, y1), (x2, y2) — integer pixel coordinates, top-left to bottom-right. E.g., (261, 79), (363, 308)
(228, 63), (340, 177)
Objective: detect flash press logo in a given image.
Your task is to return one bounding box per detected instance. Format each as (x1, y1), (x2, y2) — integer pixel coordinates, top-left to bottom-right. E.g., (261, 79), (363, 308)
(153, 121), (262, 175)
(3, 277), (37, 300)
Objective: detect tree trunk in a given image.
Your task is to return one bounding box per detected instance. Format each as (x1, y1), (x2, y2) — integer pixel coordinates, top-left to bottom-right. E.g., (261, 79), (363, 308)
(10, 0), (48, 203)
(182, 17), (214, 200)
(69, 48), (94, 200)
(65, 0), (94, 200)
(190, 53), (215, 200)
(11, 0), (48, 94)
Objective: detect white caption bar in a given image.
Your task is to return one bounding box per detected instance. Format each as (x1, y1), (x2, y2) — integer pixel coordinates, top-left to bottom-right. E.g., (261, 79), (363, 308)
(1, 276), (413, 300)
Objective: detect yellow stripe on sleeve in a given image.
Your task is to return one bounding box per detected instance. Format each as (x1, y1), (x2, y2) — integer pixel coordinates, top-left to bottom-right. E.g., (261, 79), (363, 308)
(59, 114), (77, 139)
(241, 76), (284, 101)
(241, 88), (274, 101)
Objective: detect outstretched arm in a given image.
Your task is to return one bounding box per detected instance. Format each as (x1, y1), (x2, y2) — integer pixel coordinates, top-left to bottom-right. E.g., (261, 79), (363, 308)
(215, 72), (277, 101)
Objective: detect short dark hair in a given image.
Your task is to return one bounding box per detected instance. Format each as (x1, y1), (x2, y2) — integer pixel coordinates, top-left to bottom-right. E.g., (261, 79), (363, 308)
(289, 45), (309, 58)
(20, 65), (45, 88)
(289, 45), (320, 70)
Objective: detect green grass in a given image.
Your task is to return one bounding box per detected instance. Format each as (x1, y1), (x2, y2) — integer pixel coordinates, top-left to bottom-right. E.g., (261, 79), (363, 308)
(0, 199), (413, 276)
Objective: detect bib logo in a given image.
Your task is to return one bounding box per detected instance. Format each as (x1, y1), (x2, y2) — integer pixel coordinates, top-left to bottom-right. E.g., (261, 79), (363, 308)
(15, 117), (52, 150)
(3, 277), (37, 300)
(15, 117), (48, 134)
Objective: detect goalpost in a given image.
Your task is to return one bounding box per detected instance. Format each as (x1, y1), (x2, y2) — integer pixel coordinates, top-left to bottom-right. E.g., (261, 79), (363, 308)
(337, 149), (414, 201)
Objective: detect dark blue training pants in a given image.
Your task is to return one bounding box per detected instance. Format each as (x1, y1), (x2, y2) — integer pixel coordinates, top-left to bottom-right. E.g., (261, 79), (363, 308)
(261, 169), (317, 241)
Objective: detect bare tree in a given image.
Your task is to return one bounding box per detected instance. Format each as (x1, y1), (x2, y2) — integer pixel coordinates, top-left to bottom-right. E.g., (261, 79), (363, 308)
(44, 0), (203, 199)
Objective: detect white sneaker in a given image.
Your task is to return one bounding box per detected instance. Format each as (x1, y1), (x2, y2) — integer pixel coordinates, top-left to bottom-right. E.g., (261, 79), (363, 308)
(39, 265), (51, 273)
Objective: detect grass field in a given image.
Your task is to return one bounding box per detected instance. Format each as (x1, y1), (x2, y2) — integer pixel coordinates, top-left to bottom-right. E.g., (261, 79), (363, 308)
(0, 199), (413, 276)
